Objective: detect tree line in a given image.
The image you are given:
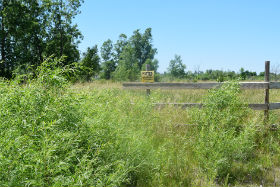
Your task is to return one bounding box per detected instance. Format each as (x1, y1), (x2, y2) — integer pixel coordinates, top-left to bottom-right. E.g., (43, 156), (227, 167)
(83, 34), (268, 82)
(0, 1), (274, 81)
(81, 28), (158, 81)
(165, 55), (264, 81)
(0, 0), (159, 81)
(59, 27), (266, 82)
(0, 0), (83, 78)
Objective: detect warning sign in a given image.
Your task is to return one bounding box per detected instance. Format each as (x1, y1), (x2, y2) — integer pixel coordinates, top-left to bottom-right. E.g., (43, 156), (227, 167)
(141, 71), (154, 83)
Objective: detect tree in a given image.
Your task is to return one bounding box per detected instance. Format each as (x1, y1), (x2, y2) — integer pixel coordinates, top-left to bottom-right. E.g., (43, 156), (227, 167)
(0, 0), (84, 78)
(239, 68), (257, 80)
(101, 39), (113, 62)
(100, 39), (116, 79)
(113, 28), (157, 81)
(113, 45), (139, 81)
(271, 64), (280, 81)
(44, 0), (83, 65)
(0, 0), (8, 77)
(0, 0), (45, 77)
(113, 33), (128, 64)
(239, 68), (246, 80)
(130, 28), (157, 69)
(141, 58), (159, 72)
(168, 55), (186, 78)
(12, 0), (46, 71)
(80, 45), (100, 80)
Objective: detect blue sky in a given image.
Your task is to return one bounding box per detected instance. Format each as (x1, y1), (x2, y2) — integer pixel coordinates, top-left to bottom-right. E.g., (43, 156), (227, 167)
(74, 0), (280, 73)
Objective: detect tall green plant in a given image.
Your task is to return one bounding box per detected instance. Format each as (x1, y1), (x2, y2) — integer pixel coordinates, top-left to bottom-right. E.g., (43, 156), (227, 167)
(191, 82), (261, 184)
(0, 59), (158, 186)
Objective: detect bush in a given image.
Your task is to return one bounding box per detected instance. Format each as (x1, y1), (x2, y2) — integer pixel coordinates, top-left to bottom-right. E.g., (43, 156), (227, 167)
(0, 58), (158, 186)
(1, 59), (278, 186)
(190, 82), (262, 184)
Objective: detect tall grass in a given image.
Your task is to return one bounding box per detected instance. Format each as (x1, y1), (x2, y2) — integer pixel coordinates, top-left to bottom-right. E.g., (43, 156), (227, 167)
(190, 83), (260, 184)
(0, 59), (280, 186)
(0, 59), (158, 186)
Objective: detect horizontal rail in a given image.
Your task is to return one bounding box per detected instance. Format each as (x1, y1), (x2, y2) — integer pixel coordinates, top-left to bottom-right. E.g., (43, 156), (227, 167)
(269, 103), (280, 110)
(154, 102), (280, 110)
(270, 82), (280, 89)
(123, 82), (280, 90)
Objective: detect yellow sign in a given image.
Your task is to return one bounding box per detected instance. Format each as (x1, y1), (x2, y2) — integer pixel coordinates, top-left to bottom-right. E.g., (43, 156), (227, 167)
(141, 71), (154, 83)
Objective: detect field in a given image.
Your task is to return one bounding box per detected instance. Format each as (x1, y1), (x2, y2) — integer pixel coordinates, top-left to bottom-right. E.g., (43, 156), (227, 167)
(1, 70), (280, 186)
(1, 1), (280, 186)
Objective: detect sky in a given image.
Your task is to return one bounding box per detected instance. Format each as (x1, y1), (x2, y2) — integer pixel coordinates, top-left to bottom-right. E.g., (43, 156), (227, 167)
(74, 0), (280, 73)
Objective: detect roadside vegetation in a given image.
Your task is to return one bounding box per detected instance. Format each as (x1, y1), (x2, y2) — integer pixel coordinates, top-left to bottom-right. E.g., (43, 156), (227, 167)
(0, 58), (280, 186)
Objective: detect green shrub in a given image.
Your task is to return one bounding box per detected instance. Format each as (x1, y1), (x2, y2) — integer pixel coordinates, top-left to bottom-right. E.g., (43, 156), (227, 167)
(2, 59), (278, 186)
(0, 58), (158, 186)
(190, 82), (262, 184)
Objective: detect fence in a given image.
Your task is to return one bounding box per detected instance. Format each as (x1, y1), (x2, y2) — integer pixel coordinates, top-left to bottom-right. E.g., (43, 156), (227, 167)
(123, 61), (280, 122)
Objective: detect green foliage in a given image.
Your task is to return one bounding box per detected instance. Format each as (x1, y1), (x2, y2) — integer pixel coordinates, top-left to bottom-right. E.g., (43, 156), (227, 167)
(101, 39), (114, 62)
(0, 0), (83, 78)
(113, 28), (157, 81)
(79, 45), (100, 81)
(0, 61), (158, 186)
(190, 82), (262, 184)
(0, 62), (81, 186)
(161, 68), (263, 82)
(168, 54), (186, 78)
(114, 34), (128, 62)
(0, 59), (279, 186)
(130, 28), (157, 68)
(43, 0), (83, 65)
(141, 58), (159, 72)
(100, 60), (116, 80)
(100, 39), (116, 79)
(239, 67), (257, 80)
(113, 45), (140, 81)
(35, 56), (72, 88)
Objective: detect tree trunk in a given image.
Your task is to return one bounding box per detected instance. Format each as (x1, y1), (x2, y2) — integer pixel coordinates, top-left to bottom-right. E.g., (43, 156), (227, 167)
(35, 34), (43, 66)
(59, 0), (63, 57)
(0, 1), (6, 76)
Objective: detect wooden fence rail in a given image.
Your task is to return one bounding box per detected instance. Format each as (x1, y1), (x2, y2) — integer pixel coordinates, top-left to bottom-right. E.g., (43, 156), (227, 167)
(123, 61), (279, 122)
(154, 103), (280, 110)
(123, 82), (280, 90)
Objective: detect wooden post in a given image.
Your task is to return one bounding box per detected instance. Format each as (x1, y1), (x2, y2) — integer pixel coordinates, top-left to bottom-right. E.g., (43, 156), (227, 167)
(146, 64), (151, 96)
(264, 61), (270, 124)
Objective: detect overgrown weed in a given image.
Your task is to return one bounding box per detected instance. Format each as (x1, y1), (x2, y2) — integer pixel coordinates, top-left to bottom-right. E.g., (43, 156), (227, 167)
(1, 59), (280, 186)
(189, 82), (277, 185)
